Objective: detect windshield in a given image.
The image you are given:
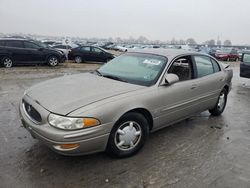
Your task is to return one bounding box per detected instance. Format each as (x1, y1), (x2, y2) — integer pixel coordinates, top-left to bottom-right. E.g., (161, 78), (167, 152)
(98, 53), (167, 86)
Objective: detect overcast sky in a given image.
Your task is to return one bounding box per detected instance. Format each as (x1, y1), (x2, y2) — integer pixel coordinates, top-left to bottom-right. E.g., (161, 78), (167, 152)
(0, 0), (250, 44)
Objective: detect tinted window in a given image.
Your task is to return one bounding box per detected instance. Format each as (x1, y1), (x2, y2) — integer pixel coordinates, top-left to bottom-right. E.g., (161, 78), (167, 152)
(211, 58), (221, 72)
(24, 42), (40, 49)
(81, 46), (90, 51)
(243, 54), (250, 64)
(0, 41), (5, 46)
(6, 41), (23, 48)
(92, 47), (102, 53)
(194, 56), (214, 77)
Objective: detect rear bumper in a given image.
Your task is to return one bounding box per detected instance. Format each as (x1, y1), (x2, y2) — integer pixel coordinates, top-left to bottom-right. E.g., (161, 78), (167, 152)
(19, 96), (113, 156)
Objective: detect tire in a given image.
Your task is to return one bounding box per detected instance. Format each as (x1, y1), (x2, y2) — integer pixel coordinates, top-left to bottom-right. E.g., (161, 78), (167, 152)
(209, 88), (228, 116)
(1, 56), (13, 68)
(74, 56), (82, 63)
(106, 112), (149, 158)
(47, 56), (59, 66)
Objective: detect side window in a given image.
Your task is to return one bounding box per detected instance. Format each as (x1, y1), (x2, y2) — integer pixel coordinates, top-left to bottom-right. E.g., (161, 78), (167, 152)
(194, 56), (214, 78)
(81, 46), (91, 51)
(168, 56), (193, 81)
(24, 42), (40, 49)
(5, 41), (23, 48)
(243, 54), (250, 64)
(211, 58), (221, 72)
(0, 41), (5, 46)
(92, 47), (102, 53)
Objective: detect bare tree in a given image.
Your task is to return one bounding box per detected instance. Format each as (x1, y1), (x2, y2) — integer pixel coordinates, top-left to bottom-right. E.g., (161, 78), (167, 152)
(186, 38), (196, 45)
(224, 40), (232, 46)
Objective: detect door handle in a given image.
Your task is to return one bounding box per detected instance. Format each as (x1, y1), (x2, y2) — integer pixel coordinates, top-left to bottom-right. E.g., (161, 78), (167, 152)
(191, 84), (197, 89)
(219, 77), (224, 81)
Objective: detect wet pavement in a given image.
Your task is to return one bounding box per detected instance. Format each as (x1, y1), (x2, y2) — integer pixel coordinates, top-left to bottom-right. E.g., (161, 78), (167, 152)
(0, 63), (250, 188)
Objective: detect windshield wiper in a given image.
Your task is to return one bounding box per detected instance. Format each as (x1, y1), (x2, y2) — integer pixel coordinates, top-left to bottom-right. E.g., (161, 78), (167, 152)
(93, 70), (103, 76)
(102, 74), (128, 83)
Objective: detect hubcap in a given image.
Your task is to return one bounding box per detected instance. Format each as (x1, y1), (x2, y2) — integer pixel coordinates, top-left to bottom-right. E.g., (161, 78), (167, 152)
(49, 57), (58, 66)
(218, 93), (225, 111)
(3, 58), (12, 68)
(75, 56), (82, 63)
(115, 121), (142, 151)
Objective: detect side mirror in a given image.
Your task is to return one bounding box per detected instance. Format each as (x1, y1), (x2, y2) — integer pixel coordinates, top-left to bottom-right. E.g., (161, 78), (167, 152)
(38, 47), (44, 51)
(161, 73), (179, 86)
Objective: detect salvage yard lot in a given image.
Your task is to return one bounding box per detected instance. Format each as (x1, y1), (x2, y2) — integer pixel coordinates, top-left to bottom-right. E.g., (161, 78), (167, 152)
(0, 62), (250, 188)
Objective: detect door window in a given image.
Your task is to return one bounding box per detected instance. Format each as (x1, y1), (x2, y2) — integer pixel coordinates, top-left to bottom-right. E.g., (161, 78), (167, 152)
(92, 47), (102, 53)
(24, 42), (40, 49)
(0, 41), (5, 46)
(194, 56), (214, 78)
(81, 46), (91, 51)
(5, 41), (23, 48)
(168, 56), (193, 81)
(211, 58), (221, 72)
(243, 54), (250, 64)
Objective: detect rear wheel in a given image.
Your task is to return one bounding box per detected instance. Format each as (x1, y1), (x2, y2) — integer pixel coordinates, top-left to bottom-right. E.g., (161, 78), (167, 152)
(47, 56), (59, 66)
(74, 56), (82, 63)
(1, 57), (13, 68)
(209, 88), (227, 116)
(106, 112), (149, 158)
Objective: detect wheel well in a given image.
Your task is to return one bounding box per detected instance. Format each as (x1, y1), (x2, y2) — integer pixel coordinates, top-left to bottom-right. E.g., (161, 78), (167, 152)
(47, 54), (59, 61)
(124, 108), (153, 130)
(224, 85), (229, 93)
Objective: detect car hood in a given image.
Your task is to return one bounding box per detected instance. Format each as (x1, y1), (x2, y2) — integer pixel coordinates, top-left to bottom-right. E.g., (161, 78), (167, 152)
(26, 73), (144, 115)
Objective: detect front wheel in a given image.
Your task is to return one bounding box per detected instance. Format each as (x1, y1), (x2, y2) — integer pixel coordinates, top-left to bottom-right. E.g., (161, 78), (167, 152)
(47, 56), (59, 66)
(106, 112), (149, 158)
(1, 57), (13, 68)
(209, 88), (227, 116)
(74, 56), (82, 63)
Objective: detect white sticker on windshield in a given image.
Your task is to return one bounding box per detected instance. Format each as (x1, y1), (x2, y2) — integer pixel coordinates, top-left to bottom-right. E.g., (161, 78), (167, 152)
(143, 59), (161, 65)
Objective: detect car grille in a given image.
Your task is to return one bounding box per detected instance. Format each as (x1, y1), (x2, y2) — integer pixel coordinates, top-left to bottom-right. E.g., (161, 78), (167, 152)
(23, 100), (42, 124)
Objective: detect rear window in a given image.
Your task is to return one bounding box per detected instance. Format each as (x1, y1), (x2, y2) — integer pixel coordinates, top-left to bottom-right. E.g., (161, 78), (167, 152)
(5, 41), (23, 48)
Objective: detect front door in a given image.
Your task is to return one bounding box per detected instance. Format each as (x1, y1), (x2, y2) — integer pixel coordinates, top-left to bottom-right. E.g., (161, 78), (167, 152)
(240, 53), (250, 78)
(154, 56), (199, 129)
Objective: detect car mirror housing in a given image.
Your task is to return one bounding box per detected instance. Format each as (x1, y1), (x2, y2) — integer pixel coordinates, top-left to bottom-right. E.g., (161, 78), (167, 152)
(161, 73), (179, 86)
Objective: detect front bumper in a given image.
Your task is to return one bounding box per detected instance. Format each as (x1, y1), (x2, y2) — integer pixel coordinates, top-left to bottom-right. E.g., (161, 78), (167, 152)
(19, 95), (113, 156)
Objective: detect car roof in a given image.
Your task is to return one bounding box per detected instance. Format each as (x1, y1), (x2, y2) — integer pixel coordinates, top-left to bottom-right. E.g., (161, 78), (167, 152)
(127, 48), (205, 60)
(0, 38), (27, 41)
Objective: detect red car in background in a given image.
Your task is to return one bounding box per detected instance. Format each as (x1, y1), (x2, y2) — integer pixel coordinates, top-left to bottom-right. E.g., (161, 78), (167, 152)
(215, 49), (240, 61)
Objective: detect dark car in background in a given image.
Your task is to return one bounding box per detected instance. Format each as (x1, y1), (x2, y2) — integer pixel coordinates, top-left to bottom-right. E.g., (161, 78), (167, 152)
(0, 38), (65, 68)
(69, 45), (115, 63)
(215, 49), (240, 61)
(240, 52), (250, 78)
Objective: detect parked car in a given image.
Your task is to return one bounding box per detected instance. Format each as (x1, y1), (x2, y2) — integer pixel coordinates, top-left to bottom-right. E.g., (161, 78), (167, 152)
(215, 49), (240, 61)
(240, 52), (250, 78)
(69, 46), (115, 63)
(51, 44), (73, 58)
(0, 38), (65, 68)
(19, 49), (233, 157)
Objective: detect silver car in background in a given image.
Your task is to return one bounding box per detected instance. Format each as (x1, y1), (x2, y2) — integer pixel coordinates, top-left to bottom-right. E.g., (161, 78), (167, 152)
(19, 49), (233, 158)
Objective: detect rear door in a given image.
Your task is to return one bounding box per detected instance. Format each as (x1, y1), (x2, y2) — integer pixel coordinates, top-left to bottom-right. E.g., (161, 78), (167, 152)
(192, 55), (225, 111)
(240, 53), (250, 78)
(79, 46), (91, 61)
(5, 40), (27, 62)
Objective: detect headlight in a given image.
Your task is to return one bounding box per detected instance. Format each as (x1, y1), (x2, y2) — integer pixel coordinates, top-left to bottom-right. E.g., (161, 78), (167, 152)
(48, 113), (100, 130)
